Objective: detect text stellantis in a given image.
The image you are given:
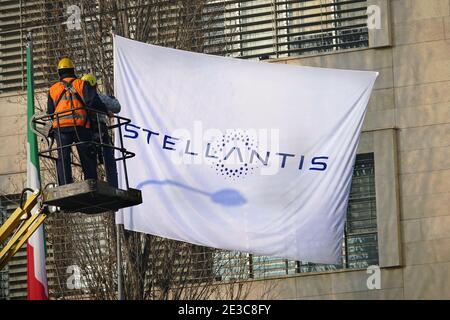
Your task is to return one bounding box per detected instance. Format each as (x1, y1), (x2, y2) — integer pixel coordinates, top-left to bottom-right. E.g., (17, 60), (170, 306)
(124, 123), (329, 171)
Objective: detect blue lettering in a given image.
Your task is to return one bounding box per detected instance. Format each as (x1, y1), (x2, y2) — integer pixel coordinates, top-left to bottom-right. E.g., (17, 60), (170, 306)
(309, 156), (329, 171)
(163, 135), (178, 151)
(224, 147), (243, 162)
(276, 153), (295, 168)
(123, 123), (330, 174)
(184, 140), (198, 156)
(205, 143), (218, 159)
(123, 123), (140, 139)
(250, 150), (270, 166)
(298, 155), (305, 170)
(142, 128), (159, 144)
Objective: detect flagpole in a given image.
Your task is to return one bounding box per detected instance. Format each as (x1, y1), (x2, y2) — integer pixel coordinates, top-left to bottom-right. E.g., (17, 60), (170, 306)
(116, 224), (124, 300)
(26, 31), (49, 300)
(111, 18), (124, 301)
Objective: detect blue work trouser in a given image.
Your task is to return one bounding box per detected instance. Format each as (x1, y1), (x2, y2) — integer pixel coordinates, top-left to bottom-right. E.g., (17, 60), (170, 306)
(54, 127), (98, 185)
(98, 130), (118, 188)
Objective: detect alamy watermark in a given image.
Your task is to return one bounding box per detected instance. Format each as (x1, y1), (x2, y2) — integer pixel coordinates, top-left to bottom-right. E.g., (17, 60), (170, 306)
(367, 5), (382, 30)
(366, 265), (381, 290)
(66, 265), (86, 290)
(123, 121), (331, 178)
(63, 4), (383, 32)
(63, 5), (81, 30)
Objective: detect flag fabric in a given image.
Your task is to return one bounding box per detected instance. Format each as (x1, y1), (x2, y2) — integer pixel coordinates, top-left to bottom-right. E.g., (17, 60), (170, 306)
(114, 35), (378, 264)
(26, 38), (48, 300)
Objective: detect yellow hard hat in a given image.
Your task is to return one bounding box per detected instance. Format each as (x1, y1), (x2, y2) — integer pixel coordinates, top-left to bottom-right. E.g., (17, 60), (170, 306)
(81, 74), (97, 86)
(57, 57), (74, 70)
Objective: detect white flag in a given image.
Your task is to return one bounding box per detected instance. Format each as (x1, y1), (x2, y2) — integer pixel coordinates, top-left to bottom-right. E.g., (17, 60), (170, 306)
(114, 35), (377, 264)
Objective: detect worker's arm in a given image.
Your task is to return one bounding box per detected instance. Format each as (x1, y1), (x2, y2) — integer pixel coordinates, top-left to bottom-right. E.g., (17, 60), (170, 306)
(47, 92), (55, 115)
(92, 93), (108, 113)
(98, 93), (121, 114)
(83, 83), (107, 113)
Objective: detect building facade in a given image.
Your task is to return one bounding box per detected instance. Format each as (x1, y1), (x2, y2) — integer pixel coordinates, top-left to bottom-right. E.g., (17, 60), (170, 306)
(0, 0), (449, 299)
(244, 0), (450, 299)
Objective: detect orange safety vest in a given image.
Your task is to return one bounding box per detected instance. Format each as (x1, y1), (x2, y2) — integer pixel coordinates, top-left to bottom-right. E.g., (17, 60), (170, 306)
(49, 77), (90, 129)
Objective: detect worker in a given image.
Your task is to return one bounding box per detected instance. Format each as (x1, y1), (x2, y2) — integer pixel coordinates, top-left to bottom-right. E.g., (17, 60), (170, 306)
(81, 74), (120, 188)
(47, 58), (106, 185)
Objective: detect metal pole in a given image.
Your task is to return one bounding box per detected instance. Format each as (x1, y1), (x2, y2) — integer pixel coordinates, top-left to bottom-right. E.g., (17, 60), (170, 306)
(116, 223), (124, 300)
(117, 120), (130, 189)
(111, 22), (124, 300)
(26, 30), (49, 300)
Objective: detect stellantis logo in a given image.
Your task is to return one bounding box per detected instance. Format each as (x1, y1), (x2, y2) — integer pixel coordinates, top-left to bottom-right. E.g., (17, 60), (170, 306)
(124, 123), (329, 178)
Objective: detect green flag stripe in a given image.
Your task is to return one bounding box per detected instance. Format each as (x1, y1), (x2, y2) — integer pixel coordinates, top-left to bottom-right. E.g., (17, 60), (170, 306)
(26, 34), (48, 262)
(26, 40), (40, 173)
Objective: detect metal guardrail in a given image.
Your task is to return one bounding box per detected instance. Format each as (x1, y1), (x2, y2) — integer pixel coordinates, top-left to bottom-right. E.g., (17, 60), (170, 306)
(31, 107), (135, 189)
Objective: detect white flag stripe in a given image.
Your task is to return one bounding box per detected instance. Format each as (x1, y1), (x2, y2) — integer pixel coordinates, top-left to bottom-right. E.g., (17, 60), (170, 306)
(114, 35), (377, 264)
(26, 142), (48, 298)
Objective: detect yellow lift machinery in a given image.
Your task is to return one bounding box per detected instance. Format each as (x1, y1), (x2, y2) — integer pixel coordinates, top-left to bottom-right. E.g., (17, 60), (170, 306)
(0, 190), (47, 269)
(0, 108), (142, 270)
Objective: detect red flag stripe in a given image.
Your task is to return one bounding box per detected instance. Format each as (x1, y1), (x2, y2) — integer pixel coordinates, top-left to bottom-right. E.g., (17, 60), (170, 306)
(27, 243), (48, 300)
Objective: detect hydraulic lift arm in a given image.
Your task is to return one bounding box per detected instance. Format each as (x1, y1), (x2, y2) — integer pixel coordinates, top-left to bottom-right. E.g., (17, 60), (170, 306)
(0, 190), (49, 270)
(0, 180), (142, 270)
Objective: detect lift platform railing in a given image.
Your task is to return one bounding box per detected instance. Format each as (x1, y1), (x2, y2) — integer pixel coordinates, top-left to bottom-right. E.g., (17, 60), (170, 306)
(32, 106), (134, 188)
(30, 106), (142, 214)
(31, 107), (134, 186)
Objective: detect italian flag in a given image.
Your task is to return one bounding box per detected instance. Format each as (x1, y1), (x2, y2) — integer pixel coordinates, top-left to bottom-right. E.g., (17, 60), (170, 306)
(26, 36), (48, 300)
